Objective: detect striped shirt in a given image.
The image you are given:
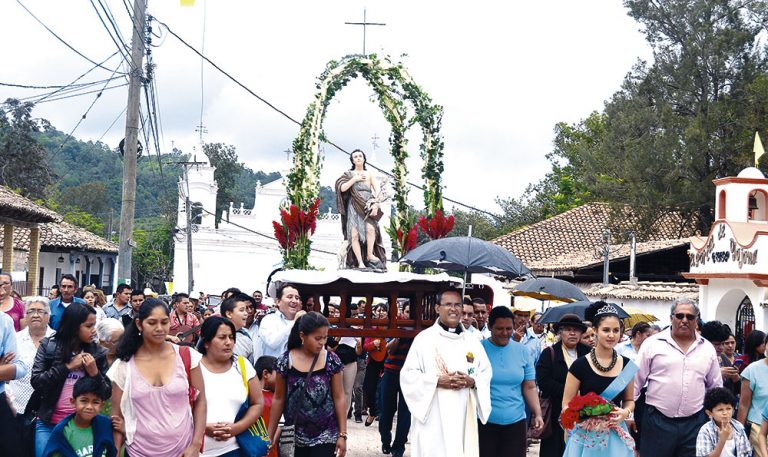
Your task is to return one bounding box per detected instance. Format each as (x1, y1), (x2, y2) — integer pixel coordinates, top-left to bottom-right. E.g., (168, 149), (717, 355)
(384, 337), (413, 372)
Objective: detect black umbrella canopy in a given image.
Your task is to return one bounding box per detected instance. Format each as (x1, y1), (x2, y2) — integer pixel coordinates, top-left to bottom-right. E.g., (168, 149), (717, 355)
(538, 300), (631, 324)
(512, 277), (589, 302)
(400, 236), (531, 278)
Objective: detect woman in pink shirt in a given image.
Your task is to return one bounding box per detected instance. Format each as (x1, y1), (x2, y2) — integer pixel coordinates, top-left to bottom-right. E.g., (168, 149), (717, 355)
(108, 298), (207, 457)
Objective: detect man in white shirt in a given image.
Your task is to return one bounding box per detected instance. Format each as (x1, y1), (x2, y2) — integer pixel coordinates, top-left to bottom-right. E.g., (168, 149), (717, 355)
(472, 298), (491, 339)
(258, 283), (304, 357)
(461, 300), (483, 340)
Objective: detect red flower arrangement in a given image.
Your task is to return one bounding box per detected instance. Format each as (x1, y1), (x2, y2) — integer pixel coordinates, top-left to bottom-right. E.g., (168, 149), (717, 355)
(396, 223), (419, 255)
(417, 209), (454, 240)
(272, 198), (321, 269)
(560, 392), (614, 430)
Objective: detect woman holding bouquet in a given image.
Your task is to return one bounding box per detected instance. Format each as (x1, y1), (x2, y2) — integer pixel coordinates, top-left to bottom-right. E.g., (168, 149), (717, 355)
(561, 301), (637, 456)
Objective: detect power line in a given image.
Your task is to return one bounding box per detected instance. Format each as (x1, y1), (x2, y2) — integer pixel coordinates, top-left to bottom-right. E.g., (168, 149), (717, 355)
(15, 0), (128, 75)
(152, 16), (498, 217)
(0, 77), (118, 90)
(21, 82), (128, 105)
(197, 206), (337, 256)
(88, 0), (132, 68)
(50, 64), (126, 161)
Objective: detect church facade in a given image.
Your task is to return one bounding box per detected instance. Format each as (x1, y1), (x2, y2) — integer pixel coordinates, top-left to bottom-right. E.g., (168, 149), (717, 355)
(172, 160), (393, 297)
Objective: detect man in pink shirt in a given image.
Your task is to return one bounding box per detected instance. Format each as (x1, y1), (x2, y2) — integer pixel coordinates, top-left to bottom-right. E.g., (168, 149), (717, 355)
(634, 298), (721, 457)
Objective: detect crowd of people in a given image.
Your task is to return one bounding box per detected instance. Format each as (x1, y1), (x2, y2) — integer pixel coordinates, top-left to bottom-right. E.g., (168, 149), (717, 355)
(0, 269), (767, 457)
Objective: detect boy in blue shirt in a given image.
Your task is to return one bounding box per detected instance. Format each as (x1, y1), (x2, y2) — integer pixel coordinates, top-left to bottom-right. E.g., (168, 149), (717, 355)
(44, 376), (116, 457)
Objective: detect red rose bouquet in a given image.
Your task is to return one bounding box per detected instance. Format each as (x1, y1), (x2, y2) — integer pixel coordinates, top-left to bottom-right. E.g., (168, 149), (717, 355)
(560, 392), (613, 430)
(559, 392), (635, 450)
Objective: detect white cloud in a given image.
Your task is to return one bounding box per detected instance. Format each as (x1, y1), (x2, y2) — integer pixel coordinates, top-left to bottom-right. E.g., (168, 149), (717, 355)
(0, 0), (651, 213)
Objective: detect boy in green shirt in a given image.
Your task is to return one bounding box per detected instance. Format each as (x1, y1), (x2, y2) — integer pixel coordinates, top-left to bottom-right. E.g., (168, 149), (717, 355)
(43, 376), (117, 457)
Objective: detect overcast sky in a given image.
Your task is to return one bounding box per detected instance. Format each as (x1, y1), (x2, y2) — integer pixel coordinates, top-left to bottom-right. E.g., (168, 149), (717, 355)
(1, 0), (652, 214)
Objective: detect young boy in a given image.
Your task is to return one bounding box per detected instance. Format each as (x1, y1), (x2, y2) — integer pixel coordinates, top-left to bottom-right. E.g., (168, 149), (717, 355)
(256, 355), (278, 457)
(696, 387), (751, 457)
(44, 376), (117, 457)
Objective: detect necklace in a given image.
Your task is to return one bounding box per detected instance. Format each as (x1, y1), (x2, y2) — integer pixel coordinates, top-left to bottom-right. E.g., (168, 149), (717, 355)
(590, 348), (617, 372)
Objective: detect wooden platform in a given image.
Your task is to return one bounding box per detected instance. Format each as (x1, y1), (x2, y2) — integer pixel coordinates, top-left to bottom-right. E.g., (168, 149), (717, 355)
(268, 270), (462, 337)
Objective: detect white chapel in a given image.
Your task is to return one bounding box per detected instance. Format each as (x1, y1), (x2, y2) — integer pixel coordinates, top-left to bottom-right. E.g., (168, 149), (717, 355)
(172, 158), (393, 296)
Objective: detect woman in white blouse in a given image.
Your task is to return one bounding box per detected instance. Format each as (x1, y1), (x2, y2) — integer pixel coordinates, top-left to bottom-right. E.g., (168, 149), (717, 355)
(8, 297), (54, 413)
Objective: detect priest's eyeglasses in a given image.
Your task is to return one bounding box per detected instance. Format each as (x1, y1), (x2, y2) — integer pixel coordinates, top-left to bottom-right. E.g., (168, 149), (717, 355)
(439, 303), (463, 310)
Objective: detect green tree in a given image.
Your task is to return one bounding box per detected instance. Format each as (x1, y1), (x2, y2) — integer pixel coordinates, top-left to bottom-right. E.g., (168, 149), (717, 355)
(203, 142), (243, 223)
(0, 99), (52, 197)
(544, 0), (768, 234)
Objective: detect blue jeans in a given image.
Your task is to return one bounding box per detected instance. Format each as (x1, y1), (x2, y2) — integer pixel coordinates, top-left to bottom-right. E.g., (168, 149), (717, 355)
(35, 419), (55, 457)
(378, 370), (411, 451)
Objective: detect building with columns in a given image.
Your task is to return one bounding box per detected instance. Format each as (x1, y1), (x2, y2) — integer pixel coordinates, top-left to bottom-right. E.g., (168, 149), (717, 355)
(0, 186), (118, 295)
(685, 167), (768, 348)
(172, 159), (393, 297)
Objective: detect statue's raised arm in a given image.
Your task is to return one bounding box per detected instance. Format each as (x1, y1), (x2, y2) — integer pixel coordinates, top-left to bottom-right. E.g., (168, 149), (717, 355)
(335, 149), (388, 271)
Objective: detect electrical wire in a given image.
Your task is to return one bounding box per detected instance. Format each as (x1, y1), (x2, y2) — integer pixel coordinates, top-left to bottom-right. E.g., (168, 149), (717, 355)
(15, 0), (128, 75)
(89, 0), (132, 68)
(0, 78), (119, 90)
(50, 63), (126, 162)
(152, 16), (498, 217)
(197, 206), (337, 256)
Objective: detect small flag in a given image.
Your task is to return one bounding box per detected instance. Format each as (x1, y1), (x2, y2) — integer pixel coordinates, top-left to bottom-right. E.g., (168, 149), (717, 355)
(180, 0), (195, 6)
(755, 132), (765, 167)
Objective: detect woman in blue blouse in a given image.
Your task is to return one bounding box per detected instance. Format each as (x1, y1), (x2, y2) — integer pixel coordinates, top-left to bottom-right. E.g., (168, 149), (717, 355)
(479, 306), (543, 457)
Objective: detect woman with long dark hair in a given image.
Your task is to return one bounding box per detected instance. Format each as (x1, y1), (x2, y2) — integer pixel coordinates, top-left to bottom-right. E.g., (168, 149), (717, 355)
(31, 302), (110, 457)
(267, 312), (347, 457)
(107, 298), (206, 457)
(198, 316), (264, 457)
(736, 330), (766, 374)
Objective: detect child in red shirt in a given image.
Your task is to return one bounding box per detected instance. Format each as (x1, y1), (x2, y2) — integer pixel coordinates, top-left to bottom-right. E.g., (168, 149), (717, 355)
(256, 355), (278, 457)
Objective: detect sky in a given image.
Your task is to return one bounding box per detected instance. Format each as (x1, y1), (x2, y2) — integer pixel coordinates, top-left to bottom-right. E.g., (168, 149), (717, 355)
(1, 0), (653, 214)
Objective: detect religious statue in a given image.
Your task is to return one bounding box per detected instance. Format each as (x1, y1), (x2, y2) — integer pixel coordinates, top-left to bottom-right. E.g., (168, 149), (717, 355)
(335, 149), (388, 270)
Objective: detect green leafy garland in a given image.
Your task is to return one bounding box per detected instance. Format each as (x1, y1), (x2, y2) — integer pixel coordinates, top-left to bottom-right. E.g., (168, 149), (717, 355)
(284, 54), (445, 267)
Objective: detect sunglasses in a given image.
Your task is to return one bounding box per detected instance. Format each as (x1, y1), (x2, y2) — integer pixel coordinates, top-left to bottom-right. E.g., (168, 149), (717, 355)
(673, 313), (698, 321)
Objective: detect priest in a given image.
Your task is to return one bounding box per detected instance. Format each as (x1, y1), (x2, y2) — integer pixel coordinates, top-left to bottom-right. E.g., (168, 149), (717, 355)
(401, 289), (492, 457)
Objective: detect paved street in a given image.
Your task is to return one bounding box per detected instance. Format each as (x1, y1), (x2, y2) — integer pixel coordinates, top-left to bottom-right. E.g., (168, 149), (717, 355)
(345, 417), (540, 456)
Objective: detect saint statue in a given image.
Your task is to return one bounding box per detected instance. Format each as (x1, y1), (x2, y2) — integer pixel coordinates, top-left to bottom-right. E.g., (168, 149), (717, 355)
(335, 149), (388, 270)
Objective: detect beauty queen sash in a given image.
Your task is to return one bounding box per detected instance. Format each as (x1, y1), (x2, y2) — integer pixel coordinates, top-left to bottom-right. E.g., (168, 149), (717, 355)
(599, 360), (639, 401)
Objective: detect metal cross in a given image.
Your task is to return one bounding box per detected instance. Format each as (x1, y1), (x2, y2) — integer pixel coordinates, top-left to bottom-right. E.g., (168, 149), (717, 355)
(371, 133), (380, 151)
(284, 148), (292, 161)
(345, 8), (385, 55)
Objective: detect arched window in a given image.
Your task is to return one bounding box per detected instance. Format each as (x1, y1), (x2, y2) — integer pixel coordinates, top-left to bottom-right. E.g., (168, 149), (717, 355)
(718, 190), (726, 219)
(748, 190), (768, 221)
(191, 202), (203, 225)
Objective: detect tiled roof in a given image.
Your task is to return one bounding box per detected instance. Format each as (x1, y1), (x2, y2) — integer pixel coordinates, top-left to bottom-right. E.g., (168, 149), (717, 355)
(0, 221), (117, 253)
(492, 203), (694, 272)
(583, 281), (699, 302)
(527, 239), (689, 272)
(0, 186), (60, 224)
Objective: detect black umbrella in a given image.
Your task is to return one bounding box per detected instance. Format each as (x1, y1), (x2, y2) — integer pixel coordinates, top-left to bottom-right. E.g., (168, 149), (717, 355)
(400, 236), (531, 278)
(538, 300), (631, 324)
(512, 277), (589, 302)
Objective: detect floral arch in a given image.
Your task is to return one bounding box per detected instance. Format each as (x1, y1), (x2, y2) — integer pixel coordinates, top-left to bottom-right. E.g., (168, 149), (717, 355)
(276, 54), (446, 268)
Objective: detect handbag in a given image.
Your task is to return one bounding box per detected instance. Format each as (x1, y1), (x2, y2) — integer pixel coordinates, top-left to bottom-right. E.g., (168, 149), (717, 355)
(235, 356), (270, 457)
(278, 352), (320, 457)
(527, 346), (555, 440)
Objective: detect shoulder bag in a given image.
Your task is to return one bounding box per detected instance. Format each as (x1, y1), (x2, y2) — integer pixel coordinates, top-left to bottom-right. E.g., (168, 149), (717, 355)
(278, 352), (320, 457)
(235, 356), (270, 456)
(527, 346), (554, 440)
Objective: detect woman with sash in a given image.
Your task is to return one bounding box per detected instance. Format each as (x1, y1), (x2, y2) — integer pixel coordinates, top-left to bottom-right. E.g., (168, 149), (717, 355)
(562, 302), (637, 456)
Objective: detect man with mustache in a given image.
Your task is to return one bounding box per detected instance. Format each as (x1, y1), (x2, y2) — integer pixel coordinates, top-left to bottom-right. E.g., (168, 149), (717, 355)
(634, 298), (721, 457)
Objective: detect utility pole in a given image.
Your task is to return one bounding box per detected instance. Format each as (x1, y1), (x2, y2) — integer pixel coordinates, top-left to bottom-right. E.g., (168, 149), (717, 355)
(602, 229), (611, 285)
(105, 208), (113, 241)
(117, 0), (147, 287)
(175, 159), (207, 294)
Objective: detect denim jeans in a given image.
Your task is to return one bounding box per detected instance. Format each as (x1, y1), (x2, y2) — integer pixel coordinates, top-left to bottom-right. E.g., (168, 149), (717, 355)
(35, 419), (55, 457)
(378, 370), (411, 451)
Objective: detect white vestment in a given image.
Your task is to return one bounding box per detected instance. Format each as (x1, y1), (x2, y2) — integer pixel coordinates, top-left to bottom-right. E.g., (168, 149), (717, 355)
(401, 322), (492, 457)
